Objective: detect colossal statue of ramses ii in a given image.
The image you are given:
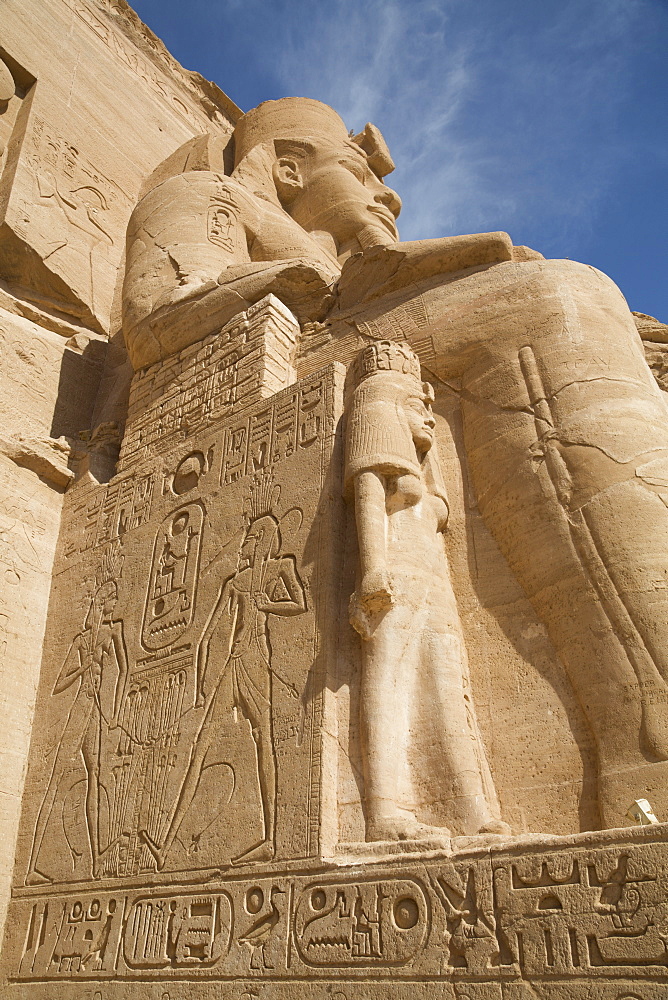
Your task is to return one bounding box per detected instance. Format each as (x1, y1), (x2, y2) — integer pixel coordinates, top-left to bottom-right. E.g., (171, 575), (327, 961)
(123, 96), (668, 836)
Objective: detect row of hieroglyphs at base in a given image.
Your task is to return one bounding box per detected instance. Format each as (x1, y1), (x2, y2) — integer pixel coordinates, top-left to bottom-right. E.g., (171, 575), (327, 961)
(9, 844), (668, 980)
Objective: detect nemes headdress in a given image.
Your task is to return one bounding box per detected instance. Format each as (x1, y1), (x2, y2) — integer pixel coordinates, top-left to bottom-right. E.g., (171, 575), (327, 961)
(233, 98), (395, 177)
(344, 341), (447, 503)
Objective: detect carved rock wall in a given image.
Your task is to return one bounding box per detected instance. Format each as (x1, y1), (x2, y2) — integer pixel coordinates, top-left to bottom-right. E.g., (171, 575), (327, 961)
(2, 4), (668, 998)
(0, 0), (239, 943)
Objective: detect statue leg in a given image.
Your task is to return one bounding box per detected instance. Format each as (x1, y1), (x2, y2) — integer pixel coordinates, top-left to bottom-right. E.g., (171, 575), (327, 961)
(426, 625), (507, 835)
(462, 271), (668, 827)
(141, 674), (231, 870)
(360, 604), (450, 842)
(27, 695), (94, 883)
(231, 659), (275, 865)
(231, 707), (276, 865)
(81, 711), (102, 878)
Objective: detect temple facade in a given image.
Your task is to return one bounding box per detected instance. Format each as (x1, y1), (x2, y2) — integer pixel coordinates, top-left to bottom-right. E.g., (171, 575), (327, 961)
(1, 3), (667, 998)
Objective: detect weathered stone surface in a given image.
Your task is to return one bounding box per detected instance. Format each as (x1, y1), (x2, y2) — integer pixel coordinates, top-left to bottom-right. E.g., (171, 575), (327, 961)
(0, 0), (239, 945)
(0, 0), (239, 334)
(1, 10), (668, 1000)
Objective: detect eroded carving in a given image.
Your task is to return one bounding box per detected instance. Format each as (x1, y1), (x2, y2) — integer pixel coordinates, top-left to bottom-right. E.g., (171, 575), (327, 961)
(238, 884), (286, 970)
(140, 471), (307, 870)
(493, 849), (668, 974)
(124, 893), (232, 968)
(19, 895), (123, 977)
(141, 502), (204, 650)
(27, 543), (129, 885)
(432, 863), (498, 974)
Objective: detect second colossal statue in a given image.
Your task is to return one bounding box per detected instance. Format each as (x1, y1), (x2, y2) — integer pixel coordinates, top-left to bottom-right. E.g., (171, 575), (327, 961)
(122, 96), (668, 833)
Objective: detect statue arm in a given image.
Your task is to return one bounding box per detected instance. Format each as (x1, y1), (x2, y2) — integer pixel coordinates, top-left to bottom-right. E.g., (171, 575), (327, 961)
(145, 259), (336, 351)
(350, 470), (394, 638)
(123, 172), (339, 369)
(337, 232), (514, 311)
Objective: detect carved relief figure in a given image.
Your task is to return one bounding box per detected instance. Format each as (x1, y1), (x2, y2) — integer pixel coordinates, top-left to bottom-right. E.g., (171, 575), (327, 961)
(345, 341), (508, 842)
(142, 473), (306, 869)
(26, 545), (128, 884)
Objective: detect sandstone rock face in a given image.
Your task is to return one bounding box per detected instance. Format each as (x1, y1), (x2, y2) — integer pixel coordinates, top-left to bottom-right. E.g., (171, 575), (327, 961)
(0, 0), (238, 945)
(1, 11), (668, 1000)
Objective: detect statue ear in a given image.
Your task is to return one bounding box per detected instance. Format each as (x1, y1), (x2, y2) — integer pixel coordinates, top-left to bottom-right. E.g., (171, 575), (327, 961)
(273, 157), (304, 203)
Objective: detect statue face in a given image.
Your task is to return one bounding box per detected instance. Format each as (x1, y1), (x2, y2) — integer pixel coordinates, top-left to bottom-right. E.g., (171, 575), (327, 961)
(402, 389), (435, 455)
(96, 581), (118, 621)
(286, 142), (401, 252)
(239, 526), (260, 571)
(239, 515), (278, 571)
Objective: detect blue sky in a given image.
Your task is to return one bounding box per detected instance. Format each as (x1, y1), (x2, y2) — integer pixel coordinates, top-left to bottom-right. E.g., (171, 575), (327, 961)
(132, 0), (668, 320)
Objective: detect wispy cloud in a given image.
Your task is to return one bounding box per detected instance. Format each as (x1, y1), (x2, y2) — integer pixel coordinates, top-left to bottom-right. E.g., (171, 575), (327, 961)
(227, 0), (660, 252)
(132, 0), (668, 313)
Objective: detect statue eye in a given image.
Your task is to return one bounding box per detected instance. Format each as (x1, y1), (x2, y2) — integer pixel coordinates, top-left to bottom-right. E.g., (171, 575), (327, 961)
(340, 158), (366, 183)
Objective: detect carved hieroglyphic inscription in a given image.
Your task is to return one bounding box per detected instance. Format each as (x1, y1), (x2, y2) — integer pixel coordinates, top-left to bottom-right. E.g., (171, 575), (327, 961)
(6, 836), (668, 987)
(141, 502), (203, 650)
(124, 893), (232, 968)
(19, 894), (123, 977)
(14, 364), (343, 898)
(493, 848), (668, 974)
(294, 879), (428, 966)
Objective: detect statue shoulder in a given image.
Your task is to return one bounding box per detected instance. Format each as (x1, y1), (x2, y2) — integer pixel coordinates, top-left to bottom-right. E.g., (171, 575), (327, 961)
(126, 171), (260, 246)
(122, 171), (261, 355)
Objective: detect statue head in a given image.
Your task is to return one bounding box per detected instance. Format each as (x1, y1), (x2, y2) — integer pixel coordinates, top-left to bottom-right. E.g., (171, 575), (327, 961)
(232, 97), (402, 258)
(344, 341), (446, 501)
(240, 514), (280, 572)
(85, 579), (118, 629)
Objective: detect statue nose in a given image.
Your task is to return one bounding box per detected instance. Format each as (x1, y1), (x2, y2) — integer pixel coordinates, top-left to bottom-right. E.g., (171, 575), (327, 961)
(375, 186), (402, 218)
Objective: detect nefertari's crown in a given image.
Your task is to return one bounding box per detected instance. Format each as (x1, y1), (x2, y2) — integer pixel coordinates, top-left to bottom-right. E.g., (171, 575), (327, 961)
(352, 341), (422, 387)
(94, 540), (124, 590)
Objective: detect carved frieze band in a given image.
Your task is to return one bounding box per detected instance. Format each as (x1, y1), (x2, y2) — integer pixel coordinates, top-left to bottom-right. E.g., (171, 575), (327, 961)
(9, 841), (668, 982)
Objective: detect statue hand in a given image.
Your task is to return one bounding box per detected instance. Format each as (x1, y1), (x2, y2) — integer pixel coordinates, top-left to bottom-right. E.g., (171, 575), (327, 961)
(358, 568), (394, 611)
(350, 569), (394, 639)
(262, 262), (337, 322)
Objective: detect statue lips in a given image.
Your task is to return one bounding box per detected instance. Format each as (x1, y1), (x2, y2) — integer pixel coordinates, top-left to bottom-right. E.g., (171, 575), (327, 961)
(367, 205), (398, 238)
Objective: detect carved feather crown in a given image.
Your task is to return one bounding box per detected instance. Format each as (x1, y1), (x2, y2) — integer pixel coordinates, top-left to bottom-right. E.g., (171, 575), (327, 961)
(246, 469), (281, 521)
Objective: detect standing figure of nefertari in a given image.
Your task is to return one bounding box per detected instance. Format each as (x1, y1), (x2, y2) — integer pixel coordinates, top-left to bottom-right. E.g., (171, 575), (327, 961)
(345, 340), (509, 842)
